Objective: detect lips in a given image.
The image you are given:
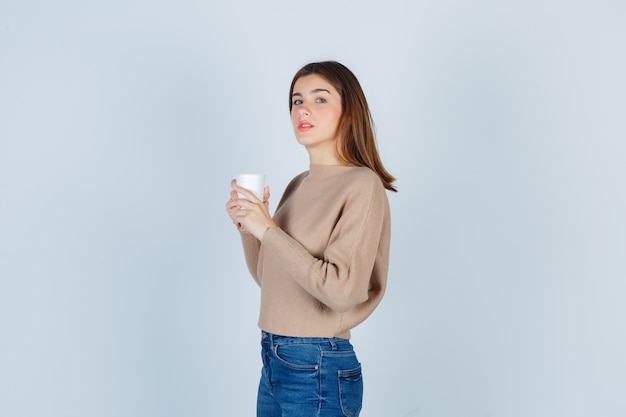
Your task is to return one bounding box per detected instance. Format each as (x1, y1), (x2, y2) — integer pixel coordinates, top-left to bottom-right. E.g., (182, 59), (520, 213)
(298, 121), (313, 131)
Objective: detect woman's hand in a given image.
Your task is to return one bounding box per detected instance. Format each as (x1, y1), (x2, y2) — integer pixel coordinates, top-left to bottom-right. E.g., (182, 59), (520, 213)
(225, 179), (275, 241)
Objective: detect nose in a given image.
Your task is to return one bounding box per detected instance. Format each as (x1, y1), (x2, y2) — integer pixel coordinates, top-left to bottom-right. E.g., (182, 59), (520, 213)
(298, 106), (311, 117)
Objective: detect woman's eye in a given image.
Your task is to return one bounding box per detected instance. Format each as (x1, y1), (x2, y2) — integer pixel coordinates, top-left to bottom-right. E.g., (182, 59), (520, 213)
(293, 99), (303, 105)
(316, 98), (327, 103)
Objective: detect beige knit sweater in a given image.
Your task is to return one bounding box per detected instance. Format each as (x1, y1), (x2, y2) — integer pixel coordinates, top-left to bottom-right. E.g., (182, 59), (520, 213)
(240, 164), (391, 339)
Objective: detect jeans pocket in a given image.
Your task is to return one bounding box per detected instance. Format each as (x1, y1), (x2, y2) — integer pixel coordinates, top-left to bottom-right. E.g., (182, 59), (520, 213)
(273, 343), (320, 371)
(338, 365), (363, 417)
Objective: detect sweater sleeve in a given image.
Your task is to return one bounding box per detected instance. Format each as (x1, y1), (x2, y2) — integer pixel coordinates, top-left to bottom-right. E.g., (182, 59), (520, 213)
(261, 177), (388, 313)
(240, 232), (262, 286)
(238, 172), (308, 287)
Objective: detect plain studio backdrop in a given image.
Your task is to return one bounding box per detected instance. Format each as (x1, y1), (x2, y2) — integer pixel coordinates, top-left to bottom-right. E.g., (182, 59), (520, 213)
(1, 1), (624, 416)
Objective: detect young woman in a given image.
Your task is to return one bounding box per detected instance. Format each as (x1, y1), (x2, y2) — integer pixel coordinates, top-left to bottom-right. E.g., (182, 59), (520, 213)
(226, 61), (396, 417)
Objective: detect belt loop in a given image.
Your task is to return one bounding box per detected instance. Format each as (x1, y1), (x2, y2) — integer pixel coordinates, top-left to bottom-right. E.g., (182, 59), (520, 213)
(328, 338), (337, 350)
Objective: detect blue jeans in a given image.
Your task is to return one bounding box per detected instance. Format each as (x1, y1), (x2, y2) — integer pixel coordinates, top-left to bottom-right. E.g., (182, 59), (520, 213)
(257, 331), (363, 417)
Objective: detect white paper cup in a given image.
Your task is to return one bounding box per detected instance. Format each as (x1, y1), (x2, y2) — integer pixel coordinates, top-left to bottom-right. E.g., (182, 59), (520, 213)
(236, 174), (266, 201)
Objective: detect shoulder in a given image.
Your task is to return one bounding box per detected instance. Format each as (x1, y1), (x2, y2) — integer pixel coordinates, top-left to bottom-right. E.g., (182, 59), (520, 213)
(345, 166), (381, 183)
(284, 170), (309, 193)
(343, 167), (386, 194)
(274, 170), (309, 210)
(339, 167), (390, 223)
(333, 167), (388, 212)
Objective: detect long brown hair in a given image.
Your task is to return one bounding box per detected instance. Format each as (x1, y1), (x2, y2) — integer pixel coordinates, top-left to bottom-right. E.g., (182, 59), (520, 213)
(289, 61), (397, 192)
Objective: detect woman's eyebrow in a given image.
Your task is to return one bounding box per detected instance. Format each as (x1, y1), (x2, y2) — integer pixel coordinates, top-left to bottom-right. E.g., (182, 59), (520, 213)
(291, 88), (332, 98)
(310, 88), (331, 94)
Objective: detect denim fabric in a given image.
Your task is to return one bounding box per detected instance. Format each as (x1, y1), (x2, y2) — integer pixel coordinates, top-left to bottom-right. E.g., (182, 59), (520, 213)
(257, 331), (363, 417)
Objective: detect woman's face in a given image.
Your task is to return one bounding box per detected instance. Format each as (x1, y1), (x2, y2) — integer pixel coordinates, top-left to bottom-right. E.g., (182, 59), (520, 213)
(290, 74), (343, 158)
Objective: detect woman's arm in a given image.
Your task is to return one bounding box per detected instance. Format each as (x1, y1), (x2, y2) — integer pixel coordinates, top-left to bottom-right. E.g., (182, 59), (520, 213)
(261, 177), (389, 313)
(226, 180), (272, 285)
(240, 233), (262, 285)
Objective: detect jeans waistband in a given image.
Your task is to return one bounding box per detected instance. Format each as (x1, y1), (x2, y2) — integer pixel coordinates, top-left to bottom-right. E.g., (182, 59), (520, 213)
(261, 331), (351, 349)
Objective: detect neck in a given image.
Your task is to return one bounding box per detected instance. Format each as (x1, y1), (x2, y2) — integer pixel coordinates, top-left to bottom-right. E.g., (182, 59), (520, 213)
(306, 145), (343, 165)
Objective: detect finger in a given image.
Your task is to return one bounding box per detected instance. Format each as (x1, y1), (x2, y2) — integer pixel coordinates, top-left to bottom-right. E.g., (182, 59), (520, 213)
(235, 186), (260, 203)
(234, 210), (250, 226)
(233, 198), (256, 211)
(263, 186), (270, 203)
(226, 200), (248, 218)
(226, 199), (241, 210)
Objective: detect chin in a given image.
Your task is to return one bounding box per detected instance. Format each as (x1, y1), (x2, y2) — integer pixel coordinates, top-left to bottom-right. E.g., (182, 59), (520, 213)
(296, 137), (314, 146)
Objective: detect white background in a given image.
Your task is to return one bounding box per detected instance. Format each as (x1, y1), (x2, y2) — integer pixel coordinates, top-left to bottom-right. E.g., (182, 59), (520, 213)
(1, 1), (625, 416)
